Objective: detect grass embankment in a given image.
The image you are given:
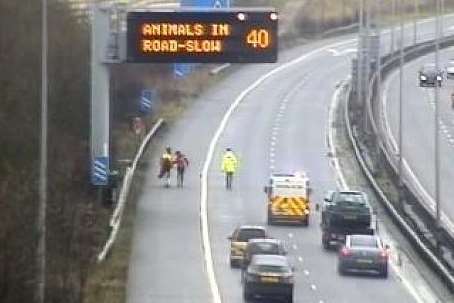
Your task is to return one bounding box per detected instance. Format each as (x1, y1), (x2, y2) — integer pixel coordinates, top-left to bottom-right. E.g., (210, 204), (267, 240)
(83, 64), (218, 303)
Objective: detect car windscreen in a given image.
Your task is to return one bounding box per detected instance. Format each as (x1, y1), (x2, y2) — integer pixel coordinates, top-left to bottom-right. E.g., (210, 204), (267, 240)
(350, 237), (378, 248)
(238, 229), (266, 242)
(250, 243), (280, 255)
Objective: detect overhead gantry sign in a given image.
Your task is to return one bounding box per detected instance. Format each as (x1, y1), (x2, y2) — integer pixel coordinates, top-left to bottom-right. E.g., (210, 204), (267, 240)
(127, 9), (278, 63)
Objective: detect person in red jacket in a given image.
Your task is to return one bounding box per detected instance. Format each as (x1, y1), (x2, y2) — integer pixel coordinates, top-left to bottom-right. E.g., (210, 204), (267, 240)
(174, 151), (189, 187)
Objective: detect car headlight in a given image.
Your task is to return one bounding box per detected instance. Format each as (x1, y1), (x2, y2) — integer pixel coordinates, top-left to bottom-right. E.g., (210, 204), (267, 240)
(437, 75), (442, 81)
(420, 75), (427, 80)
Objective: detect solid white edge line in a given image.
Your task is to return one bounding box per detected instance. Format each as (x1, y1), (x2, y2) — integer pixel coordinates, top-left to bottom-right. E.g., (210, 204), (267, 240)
(330, 83), (434, 303)
(328, 82), (348, 190)
(383, 67), (454, 237)
(200, 38), (357, 303)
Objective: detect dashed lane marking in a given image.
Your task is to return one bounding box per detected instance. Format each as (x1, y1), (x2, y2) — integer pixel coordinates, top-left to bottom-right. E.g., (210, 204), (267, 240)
(303, 270), (310, 276)
(201, 37), (359, 303)
(292, 244), (298, 250)
(288, 233), (293, 238)
(311, 284), (317, 291)
(298, 256), (303, 262)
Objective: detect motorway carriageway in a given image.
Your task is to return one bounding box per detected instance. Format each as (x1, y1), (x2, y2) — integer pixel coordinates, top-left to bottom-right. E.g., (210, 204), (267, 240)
(126, 14), (454, 303)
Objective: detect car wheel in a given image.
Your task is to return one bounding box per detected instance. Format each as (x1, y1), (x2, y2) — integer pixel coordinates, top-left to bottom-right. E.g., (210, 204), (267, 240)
(243, 288), (252, 301)
(267, 212), (274, 225)
(322, 237), (330, 250)
(338, 263), (346, 275)
(267, 217), (273, 225)
(380, 265), (388, 279)
(302, 216), (309, 227)
(230, 259), (237, 268)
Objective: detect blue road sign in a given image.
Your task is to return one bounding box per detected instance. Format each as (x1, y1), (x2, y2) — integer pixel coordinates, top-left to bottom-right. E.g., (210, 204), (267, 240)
(140, 89), (156, 115)
(91, 157), (109, 186)
(174, 63), (194, 79)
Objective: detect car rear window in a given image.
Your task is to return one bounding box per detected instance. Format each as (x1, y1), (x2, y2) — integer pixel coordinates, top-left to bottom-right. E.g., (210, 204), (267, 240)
(336, 193), (367, 208)
(250, 243), (279, 255)
(238, 229), (266, 242)
(350, 237), (377, 248)
(256, 264), (289, 273)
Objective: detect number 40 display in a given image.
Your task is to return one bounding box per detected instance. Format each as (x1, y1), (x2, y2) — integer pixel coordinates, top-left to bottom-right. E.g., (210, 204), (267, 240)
(246, 29), (271, 49)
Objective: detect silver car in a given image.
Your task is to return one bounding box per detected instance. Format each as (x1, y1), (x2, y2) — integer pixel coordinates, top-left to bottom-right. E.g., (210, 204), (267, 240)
(338, 234), (389, 278)
(419, 63), (443, 87)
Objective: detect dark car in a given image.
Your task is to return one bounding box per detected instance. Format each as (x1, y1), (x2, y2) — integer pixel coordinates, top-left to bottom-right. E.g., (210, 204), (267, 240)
(321, 190), (374, 249)
(243, 255), (294, 302)
(242, 238), (287, 268)
(338, 234), (389, 278)
(446, 61), (454, 79)
(228, 225), (267, 267)
(419, 63), (443, 87)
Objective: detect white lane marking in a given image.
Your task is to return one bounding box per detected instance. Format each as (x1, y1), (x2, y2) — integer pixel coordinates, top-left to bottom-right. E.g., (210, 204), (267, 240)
(311, 284), (317, 291)
(298, 256), (303, 262)
(270, 165), (275, 170)
(330, 75), (444, 303)
(288, 233), (293, 238)
(292, 244), (298, 250)
(327, 49), (339, 56)
(328, 48), (358, 57)
(327, 84), (348, 189)
(271, 141), (276, 146)
(200, 36), (360, 303)
(270, 158), (275, 163)
(384, 69), (454, 236)
(303, 269), (310, 276)
(280, 104), (287, 110)
(270, 146), (275, 152)
(270, 152), (275, 158)
(372, 71), (447, 303)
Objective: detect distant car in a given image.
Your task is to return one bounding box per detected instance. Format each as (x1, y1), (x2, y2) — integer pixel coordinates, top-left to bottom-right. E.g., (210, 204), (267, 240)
(242, 238), (287, 268)
(338, 234), (389, 278)
(418, 63), (443, 87)
(446, 61), (454, 79)
(242, 255), (294, 302)
(228, 225), (267, 267)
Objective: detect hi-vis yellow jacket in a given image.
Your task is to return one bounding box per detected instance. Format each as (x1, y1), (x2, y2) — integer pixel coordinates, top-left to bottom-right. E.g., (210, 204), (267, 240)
(221, 151), (239, 173)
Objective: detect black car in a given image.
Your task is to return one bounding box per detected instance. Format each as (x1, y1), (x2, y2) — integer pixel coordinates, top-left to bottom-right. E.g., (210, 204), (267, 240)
(338, 234), (389, 278)
(242, 238), (287, 268)
(243, 255), (294, 302)
(321, 190), (374, 249)
(419, 63), (443, 87)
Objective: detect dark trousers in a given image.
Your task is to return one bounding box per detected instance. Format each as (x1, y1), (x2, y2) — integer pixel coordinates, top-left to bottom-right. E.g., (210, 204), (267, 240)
(177, 167), (185, 187)
(225, 172), (233, 190)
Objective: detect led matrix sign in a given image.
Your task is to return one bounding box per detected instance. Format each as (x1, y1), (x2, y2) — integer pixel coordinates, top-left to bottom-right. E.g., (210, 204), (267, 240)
(127, 10), (278, 63)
